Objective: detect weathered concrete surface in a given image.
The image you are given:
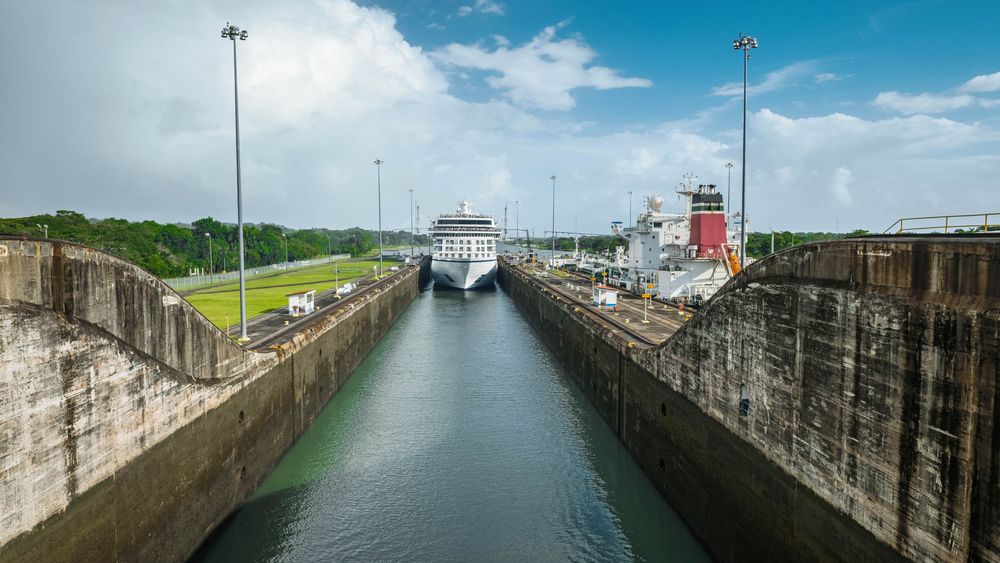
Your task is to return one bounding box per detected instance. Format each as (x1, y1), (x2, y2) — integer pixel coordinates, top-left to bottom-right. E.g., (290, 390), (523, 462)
(0, 237), (424, 562)
(499, 235), (1000, 562)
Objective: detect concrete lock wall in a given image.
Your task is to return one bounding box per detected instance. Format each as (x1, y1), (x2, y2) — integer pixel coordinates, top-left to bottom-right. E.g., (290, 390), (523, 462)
(0, 237), (423, 563)
(499, 235), (1000, 563)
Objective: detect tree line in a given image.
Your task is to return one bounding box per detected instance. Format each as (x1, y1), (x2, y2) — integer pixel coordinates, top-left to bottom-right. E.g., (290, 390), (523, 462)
(0, 210), (428, 278)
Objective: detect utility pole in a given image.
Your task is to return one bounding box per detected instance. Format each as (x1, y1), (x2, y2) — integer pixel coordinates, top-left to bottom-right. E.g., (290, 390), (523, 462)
(733, 32), (758, 269)
(550, 175), (557, 266)
(374, 159), (384, 276)
(221, 22), (249, 341)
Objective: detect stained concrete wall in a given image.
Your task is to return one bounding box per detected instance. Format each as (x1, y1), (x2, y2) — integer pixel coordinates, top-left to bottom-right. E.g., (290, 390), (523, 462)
(0, 237), (423, 562)
(499, 235), (1000, 562)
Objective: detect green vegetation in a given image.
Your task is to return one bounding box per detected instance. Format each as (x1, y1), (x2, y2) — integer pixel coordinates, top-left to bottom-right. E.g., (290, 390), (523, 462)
(184, 260), (381, 329)
(745, 229), (870, 258)
(0, 210), (427, 278)
(512, 235), (622, 254)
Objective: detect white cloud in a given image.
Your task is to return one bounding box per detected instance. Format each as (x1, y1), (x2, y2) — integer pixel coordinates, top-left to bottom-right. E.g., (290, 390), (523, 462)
(712, 61), (814, 97)
(957, 70), (1000, 93)
(873, 68), (1000, 115)
(458, 0), (505, 17)
(872, 91), (976, 114)
(829, 167), (853, 204)
(2, 0), (998, 237)
(814, 73), (844, 84)
(432, 22), (651, 110)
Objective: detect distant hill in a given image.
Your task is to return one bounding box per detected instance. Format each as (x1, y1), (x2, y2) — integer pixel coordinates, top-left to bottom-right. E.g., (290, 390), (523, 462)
(0, 210), (426, 278)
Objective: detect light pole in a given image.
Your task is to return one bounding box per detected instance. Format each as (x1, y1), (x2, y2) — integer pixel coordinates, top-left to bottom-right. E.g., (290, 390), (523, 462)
(327, 233), (332, 262)
(725, 162), (734, 213)
(36, 223), (48, 238)
(205, 232), (213, 281)
(282, 233), (288, 264)
(515, 200), (519, 250)
(374, 159), (384, 276)
(627, 190), (632, 225)
(409, 187), (414, 257)
(221, 22), (249, 340)
(733, 32), (758, 269)
(550, 175), (556, 266)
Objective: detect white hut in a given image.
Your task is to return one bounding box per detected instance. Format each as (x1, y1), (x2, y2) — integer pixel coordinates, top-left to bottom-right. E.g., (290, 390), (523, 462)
(287, 289), (316, 316)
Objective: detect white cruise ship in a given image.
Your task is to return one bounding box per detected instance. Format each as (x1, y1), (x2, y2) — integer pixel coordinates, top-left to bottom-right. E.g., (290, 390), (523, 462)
(430, 201), (501, 289)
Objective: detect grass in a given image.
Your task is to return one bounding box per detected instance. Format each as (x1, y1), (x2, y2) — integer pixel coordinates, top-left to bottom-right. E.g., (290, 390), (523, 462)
(184, 260), (384, 330)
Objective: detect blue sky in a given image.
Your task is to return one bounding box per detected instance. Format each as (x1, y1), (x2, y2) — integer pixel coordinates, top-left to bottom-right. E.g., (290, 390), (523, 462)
(2, 0), (998, 233)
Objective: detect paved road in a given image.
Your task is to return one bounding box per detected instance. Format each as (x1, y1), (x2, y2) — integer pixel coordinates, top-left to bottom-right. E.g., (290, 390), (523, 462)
(516, 263), (689, 345)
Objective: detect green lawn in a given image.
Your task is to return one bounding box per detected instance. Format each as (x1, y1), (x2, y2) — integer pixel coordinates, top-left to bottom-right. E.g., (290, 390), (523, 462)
(184, 260), (382, 330)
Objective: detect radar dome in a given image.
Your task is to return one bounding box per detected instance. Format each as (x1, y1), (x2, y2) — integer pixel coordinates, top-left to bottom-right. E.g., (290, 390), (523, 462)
(648, 195), (664, 211)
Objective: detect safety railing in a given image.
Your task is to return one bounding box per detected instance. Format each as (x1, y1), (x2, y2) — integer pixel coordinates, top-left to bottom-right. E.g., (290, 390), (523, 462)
(883, 212), (1000, 234)
(163, 254), (350, 291)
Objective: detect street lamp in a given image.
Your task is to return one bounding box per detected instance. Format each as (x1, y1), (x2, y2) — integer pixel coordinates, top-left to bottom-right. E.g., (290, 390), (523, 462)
(221, 22), (249, 340)
(733, 32), (758, 269)
(515, 200), (519, 250)
(725, 162), (734, 213)
(627, 190), (632, 225)
(409, 187), (414, 257)
(36, 223), (48, 238)
(205, 232), (213, 282)
(374, 159), (384, 276)
(282, 233), (288, 264)
(550, 175), (556, 266)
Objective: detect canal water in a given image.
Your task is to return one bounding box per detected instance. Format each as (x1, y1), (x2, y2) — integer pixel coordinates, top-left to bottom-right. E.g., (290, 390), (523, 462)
(192, 287), (708, 562)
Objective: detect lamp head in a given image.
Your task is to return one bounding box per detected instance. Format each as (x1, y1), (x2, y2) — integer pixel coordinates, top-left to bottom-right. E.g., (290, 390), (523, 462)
(240, 30), (248, 40)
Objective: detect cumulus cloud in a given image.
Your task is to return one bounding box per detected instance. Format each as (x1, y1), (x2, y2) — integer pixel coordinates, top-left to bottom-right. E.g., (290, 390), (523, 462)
(432, 22), (651, 110)
(957, 70), (1000, 93)
(872, 91), (976, 114)
(458, 0), (505, 17)
(711, 61), (814, 97)
(873, 68), (1000, 114)
(1, 0), (998, 236)
(829, 167), (853, 204)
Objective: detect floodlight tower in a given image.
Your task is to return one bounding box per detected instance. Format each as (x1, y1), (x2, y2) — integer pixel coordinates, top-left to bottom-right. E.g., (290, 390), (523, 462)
(733, 32), (758, 268)
(550, 175), (556, 266)
(374, 159), (384, 276)
(221, 22), (249, 340)
(205, 232), (213, 281)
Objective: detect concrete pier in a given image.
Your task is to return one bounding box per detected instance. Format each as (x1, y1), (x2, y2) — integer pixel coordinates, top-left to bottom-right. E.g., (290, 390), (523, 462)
(0, 237), (427, 562)
(500, 235), (1000, 562)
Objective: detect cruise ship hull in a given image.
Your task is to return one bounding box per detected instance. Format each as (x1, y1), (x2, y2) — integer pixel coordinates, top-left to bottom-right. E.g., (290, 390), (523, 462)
(431, 258), (497, 289)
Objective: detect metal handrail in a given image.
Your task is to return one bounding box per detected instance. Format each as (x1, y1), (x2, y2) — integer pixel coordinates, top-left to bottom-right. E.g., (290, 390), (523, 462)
(883, 212), (1000, 234)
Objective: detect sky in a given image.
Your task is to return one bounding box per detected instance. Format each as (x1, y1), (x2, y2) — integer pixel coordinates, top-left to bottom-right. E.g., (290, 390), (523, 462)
(1, 0), (998, 234)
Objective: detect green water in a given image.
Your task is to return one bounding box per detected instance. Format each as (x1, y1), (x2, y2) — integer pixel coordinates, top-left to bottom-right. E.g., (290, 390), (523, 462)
(191, 287), (709, 562)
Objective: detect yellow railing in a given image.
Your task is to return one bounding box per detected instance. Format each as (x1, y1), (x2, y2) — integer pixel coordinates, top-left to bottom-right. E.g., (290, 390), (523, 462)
(884, 212), (1000, 234)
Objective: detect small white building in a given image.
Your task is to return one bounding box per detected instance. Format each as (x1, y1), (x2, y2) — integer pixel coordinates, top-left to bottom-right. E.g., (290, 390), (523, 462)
(287, 289), (316, 316)
(593, 285), (618, 310)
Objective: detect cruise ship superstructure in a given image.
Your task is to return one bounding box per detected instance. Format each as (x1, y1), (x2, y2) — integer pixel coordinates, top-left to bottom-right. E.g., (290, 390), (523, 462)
(610, 179), (744, 303)
(430, 201), (501, 289)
